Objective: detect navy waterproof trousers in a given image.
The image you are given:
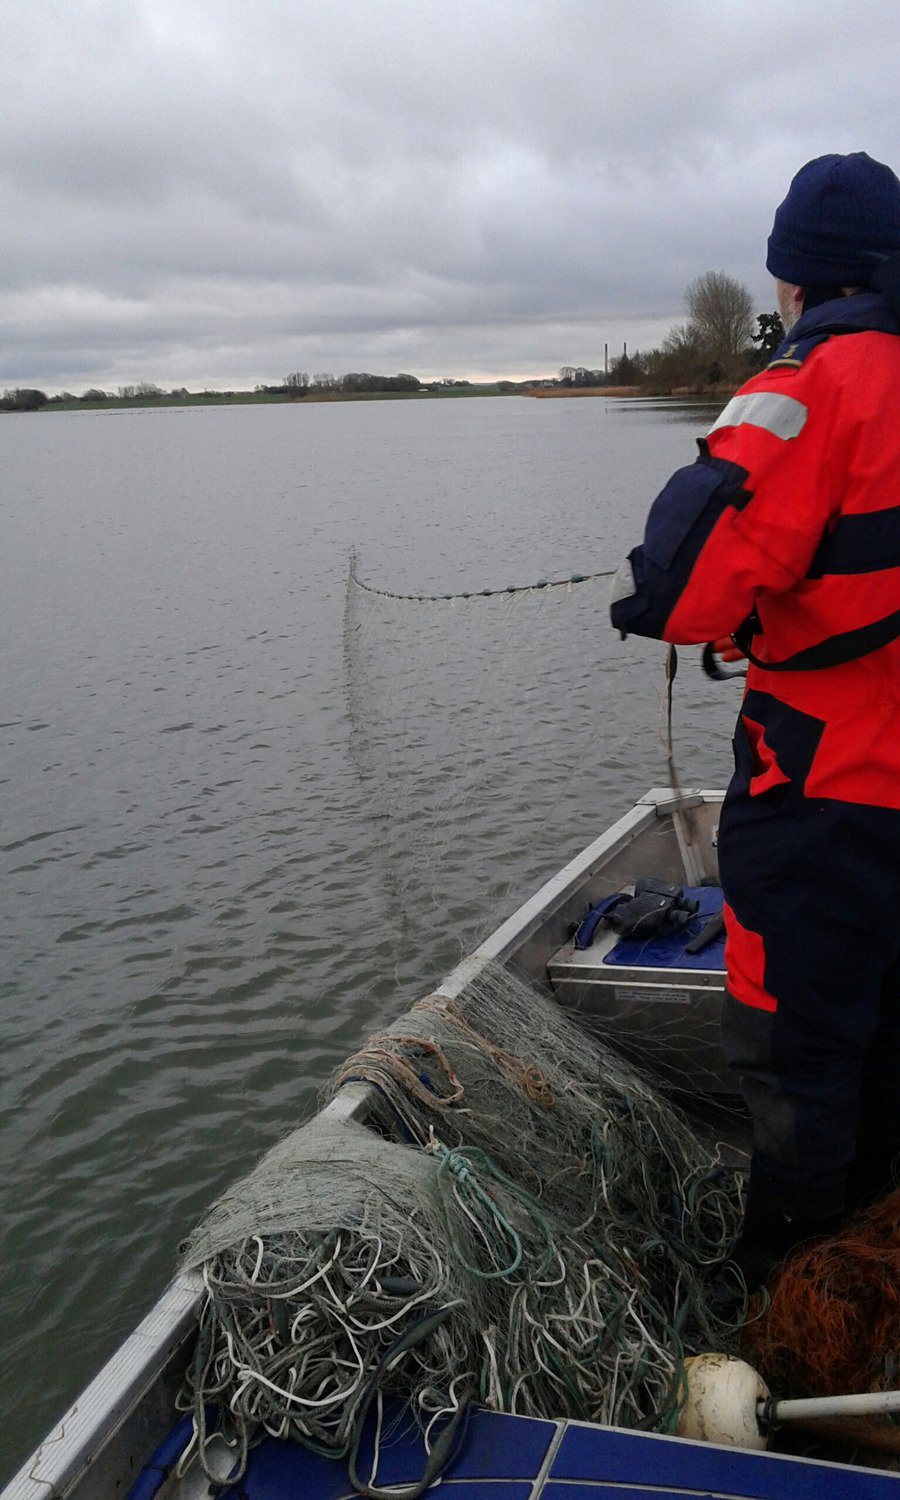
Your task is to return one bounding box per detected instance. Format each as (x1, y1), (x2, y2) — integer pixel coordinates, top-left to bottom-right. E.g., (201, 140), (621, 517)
(718, 774), (900, 1215)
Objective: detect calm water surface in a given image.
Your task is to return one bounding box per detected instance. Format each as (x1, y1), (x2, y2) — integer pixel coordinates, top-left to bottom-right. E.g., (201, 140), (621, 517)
(0, 395), (740, 1479)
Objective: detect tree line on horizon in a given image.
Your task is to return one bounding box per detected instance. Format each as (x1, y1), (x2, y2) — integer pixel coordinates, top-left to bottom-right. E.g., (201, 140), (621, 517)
(277, 370), (423, 396)
(0, 380), (190, 411)
(0, 371), (435, 410)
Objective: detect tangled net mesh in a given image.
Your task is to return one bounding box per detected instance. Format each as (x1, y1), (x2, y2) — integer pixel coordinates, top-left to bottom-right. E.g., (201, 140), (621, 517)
(743, 1186), (900, 1401)
(179, 964), (744, 1485)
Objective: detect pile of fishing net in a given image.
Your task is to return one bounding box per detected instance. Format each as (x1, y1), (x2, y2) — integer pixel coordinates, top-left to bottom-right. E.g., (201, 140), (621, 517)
(179, 965), (744, 1485)
(743, 1186), (900, 1401)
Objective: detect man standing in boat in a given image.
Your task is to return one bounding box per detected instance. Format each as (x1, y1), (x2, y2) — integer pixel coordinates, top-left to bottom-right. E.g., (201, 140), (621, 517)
(611, 152), (900, 1291)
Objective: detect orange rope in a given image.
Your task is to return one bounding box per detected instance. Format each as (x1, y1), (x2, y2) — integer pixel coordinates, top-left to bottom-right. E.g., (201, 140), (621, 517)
(334, 1033), (465, 1110)
(334, 997), (557, 1119)
(415, 995), (556, 1107)
(743, 1186), (900, 1400)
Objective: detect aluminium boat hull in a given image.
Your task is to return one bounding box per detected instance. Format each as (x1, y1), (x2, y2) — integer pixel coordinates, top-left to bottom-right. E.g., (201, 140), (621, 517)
(4, 789), (896, 1498)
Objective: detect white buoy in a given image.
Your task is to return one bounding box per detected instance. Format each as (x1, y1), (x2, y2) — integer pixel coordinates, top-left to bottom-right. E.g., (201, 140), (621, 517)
(676, 1353), (770, 1450)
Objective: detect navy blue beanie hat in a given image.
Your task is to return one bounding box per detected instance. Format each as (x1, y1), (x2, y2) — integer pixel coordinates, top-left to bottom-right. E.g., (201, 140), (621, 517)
(767, 152), (900, 286)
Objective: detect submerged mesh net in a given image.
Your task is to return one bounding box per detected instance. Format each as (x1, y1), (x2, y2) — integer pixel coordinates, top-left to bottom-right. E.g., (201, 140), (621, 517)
(179, 964), (744, 1488)
(342, 558), (670, 957)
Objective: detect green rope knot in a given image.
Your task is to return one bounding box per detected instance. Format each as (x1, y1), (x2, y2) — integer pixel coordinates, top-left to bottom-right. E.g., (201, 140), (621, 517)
(424, 1133), (559, 1281)
(438, 1146), (473, 1185)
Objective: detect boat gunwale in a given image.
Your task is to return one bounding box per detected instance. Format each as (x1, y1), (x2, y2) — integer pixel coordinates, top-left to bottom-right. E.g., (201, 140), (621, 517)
(0, 788), (724, 1500)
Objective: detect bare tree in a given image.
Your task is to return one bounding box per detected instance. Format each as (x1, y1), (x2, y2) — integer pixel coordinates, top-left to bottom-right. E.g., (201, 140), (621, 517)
(284, 371), (309, 400)
(660, 323), (704, 359)
(685, 271), (755, 362)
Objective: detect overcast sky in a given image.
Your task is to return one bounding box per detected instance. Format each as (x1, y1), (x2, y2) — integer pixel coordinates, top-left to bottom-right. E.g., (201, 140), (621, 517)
(4, 0), (900, 392)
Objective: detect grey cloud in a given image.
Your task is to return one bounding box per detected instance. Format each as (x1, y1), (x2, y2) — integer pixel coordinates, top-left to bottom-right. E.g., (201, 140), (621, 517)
(3, 0), (900, 388)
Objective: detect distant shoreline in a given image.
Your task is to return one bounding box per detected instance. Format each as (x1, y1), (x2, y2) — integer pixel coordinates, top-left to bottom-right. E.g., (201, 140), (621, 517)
(16, 381), (735, 414)
(523, 384), (643, 398)
(25, 386), (506, 412)
(522, 383), (737, 399)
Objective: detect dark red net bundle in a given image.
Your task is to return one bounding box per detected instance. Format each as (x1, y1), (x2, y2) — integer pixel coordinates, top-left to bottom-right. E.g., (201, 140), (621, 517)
(743, 1188), (900, 1399)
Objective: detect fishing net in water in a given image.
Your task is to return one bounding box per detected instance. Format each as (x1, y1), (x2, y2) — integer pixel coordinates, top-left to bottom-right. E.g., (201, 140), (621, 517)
(341, 553), (739, 1082)
(343, 558), (671, 952)
(743, 1186), (900, 1401)
(179, 965), (744, 1488)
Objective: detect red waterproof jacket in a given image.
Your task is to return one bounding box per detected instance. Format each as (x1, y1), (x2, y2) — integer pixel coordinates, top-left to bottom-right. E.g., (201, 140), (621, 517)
(612, 293), (900, 1014)
(611, 292), (900, 812)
